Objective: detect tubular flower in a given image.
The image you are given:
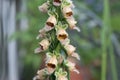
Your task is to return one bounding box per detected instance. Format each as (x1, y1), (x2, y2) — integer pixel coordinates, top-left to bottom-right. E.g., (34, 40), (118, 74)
(45, 53), (58, 74)
(34, 39), (50, 53)
(39, 39), (50, 50)
(36, 28), (46, 39)
(45, 15), (57, 31)
(66, 17), (80, 32)
(56, 28), (68, 42)
(38, 2), (49, 13)
(64, 44), (76, 55)
(53, 0), (62, 6)
(62, 6), (73, 18)
(46, 56), (58, 71)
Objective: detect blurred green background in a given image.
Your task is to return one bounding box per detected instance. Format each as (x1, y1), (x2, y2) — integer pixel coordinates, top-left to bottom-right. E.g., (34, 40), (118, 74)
(0, 0), (120, 80)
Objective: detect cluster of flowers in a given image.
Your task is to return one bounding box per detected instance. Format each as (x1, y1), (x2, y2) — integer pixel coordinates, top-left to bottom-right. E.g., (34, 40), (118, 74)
(33, 0), (80, 80)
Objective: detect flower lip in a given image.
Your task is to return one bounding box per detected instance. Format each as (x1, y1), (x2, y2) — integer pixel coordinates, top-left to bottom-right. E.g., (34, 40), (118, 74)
(46, 22), (54, 27)
(66, 12), (73, 17)
(59, 34), (68, 40)
(54, 0), (61, 3)
(47, 63), (56, 69)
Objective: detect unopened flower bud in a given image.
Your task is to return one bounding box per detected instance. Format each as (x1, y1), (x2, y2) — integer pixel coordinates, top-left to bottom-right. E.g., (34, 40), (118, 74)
(53, 0), (62, 6)
(64, 44), (76, 55)
(38, 2), (49, 13)
(56, 29), (68, 42)
(62, 6), (73, 18)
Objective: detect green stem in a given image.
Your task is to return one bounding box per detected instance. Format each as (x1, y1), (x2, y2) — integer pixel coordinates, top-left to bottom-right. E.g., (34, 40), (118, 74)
(109, 41), (118, 80)
(106, 0), (118, 80)
(101, 0), (108, 80)
(101, 0), (118, 80)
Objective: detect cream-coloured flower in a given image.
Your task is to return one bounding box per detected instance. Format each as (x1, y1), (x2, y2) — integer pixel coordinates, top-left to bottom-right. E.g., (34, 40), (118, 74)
(60, 38), (70, 46)
(46, 56), (58, 69)
(53, 0), (62, 6)
(33, 68), (47, 80)
(36, 28), (46, 39)
(62, 6), (73, 18)
(71, 52), (80, 60)
(39, 39), (50, 50)
(45, 16), (57, 31)
(45, 55), (58, 74)
(65, 60), (79, 74)
(66, 17), (80, 32)
(56, 28), (68, 42)
(64, 44), (76, 55)
(34, 39), (50, 53)
(38, 2), (49, 13)
(66, 17), (76, 28)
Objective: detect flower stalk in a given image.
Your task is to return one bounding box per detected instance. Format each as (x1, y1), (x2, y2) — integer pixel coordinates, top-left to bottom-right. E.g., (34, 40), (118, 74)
(34, 0), (80, 80)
